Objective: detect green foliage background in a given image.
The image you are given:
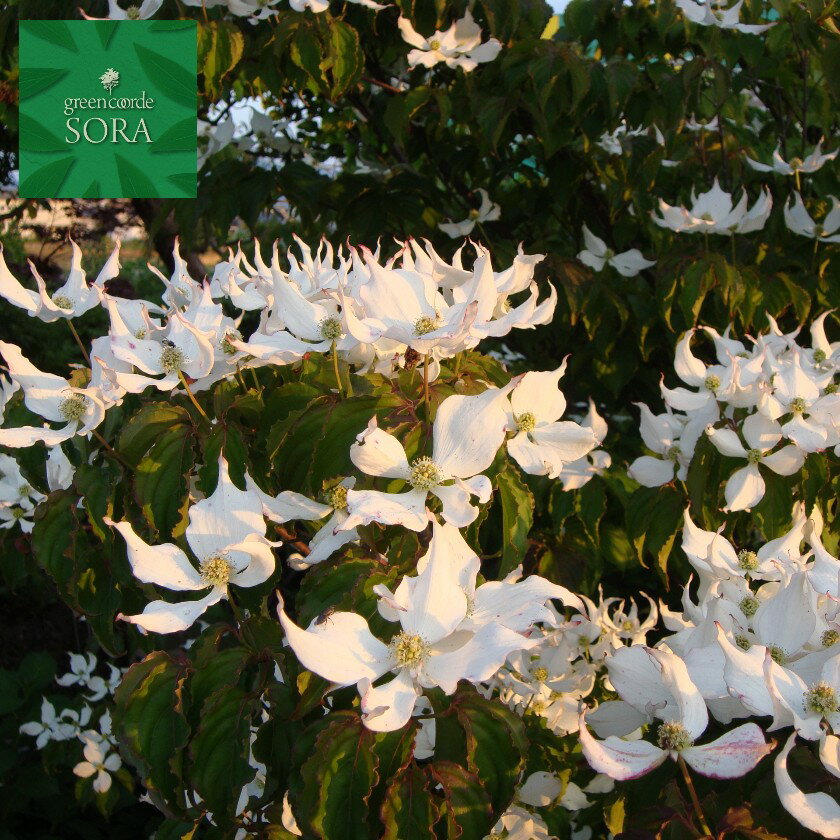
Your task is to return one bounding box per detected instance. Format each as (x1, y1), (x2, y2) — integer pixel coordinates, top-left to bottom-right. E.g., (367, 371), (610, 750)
(0, 0), (839, 837)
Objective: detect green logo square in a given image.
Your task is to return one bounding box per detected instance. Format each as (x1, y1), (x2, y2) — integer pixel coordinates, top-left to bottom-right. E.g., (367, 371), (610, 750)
(19, 20), (197, 199)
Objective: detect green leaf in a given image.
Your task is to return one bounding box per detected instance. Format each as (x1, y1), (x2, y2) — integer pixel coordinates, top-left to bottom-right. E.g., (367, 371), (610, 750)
(381, 765), (439, 840)
(296, 713), (379, 839)
(197, 21), (245, 97)
(496, 464), (535, 575)
(115, 153), (159, 198)
(455, 691), (528, 817)
(19, 114), (66, 152)
(31, 490), (78, 595)
(118, 403), (192, 465)
(152, 118), (197, 153)
(190, 687), (256, 822)
(575, 476), (607, 546)
(19, 67), (69, 99)
(135, 43), (196, 108)
(18, 156), (76, 198)
(26, 21), (78, 53)
(428, 761), (494, 839)
(113, 652), (190, 809)
(325, 20), (363, 100)
(310, 394), (403, 491)
(134, 422), (196, 538)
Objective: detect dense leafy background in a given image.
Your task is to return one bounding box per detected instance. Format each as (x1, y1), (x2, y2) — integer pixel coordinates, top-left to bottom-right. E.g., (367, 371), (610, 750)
(1, 0), (839, 837)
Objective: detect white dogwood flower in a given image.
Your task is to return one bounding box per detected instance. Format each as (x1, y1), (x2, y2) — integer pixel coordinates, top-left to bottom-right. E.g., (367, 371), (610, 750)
(675, 0), (775, 33)
(74, 737), (122, 793)
(784, 193), (840, 243)
(706, 414), (805, 511)
(653, 179), (772, 235)
(109, 456), (276, 633)
(580, 646), (771, 780)
(398, 10), (501, 72)
(343, 385), (515, 531)
(504, 365), (598, 479)
(0, 342), (105, 447)
(439, 189), (501, 238)
(577, 225), (656, 277)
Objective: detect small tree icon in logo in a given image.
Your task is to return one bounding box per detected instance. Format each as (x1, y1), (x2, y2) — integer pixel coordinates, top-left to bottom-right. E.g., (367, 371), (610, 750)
(99, 68), (120, 94)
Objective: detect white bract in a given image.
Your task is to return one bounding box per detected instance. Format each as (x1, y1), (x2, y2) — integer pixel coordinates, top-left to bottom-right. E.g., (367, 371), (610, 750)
(784, 194), (840, 243)
(74, 737), (122, 793)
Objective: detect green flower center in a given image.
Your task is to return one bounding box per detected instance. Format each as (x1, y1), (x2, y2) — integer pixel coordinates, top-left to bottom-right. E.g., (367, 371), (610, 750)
(319, 317), (342, 341)
(516, 412), (537, 433)
(789, 397), (807, 415)
(126, 6), (141, 19)
(740, 595), (760, 617)
(735, 635), (752, 651)
(429, 39), (441, 50)
(825, 383), (838, 395)
(738, 550), (758, 572)
(409, 456), (443, 490)
(700, 212), (714, 222)
(822, 629), (839, 648)
(18, 483), (31, 496)
(200, 553), (232, 588)
(789, 157), (803, 170)
(413, 315), (441, 337)
(621, 619), (634, 631)
(704, 374), (721, 392)
(532, 667), (548, 682)
(657, 721), (693, 751)
(221, 329), (242, 356)
(160, 345), (185, 373)
(814, 349), (827, 364)
(10, 506), (25, 520)
(746, 448), (762, 465)
(390, 632), (429, 668)
(135, 328), (147, 340)
(805, 682), (838, 717)
(52, 294), (73, 310)
(325, 484), (348, 511)
(59, 394), (87, 422)
(666, 444), (682, 463)
(468, 208), (480, 220)
(603, 248), (615, 261)
(769, 645), (787, 665)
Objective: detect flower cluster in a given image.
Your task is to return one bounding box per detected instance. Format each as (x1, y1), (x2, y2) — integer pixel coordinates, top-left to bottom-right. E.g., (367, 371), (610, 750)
(20, 652), (125, 794)
(629, 316), (839, 511)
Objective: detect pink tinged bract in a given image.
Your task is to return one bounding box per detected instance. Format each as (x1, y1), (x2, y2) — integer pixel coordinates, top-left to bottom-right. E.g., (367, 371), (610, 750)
(578, 710), (668, 780)
(680, 723), (772, 779)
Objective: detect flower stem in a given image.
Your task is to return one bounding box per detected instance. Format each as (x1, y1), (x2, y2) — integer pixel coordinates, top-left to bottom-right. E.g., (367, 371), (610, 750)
(249, 367), (261, 393)
(331, 340), (343, 398)
(730, 233), (736, 267)
(91, 429), (133, 471)
(67, 320), (90, 365)
(422, 353), (431, 423)
(812, 237), (820, 273)
(178, 372), (210, 423)
(678, 756), (712, 837)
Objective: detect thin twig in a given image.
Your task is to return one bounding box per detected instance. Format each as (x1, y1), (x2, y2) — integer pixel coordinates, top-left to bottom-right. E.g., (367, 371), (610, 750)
(66, 320), (90, 364)
(178, 372), (211, 423)
(678, 755), (712, 838)
(91, 429), (133, 471)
